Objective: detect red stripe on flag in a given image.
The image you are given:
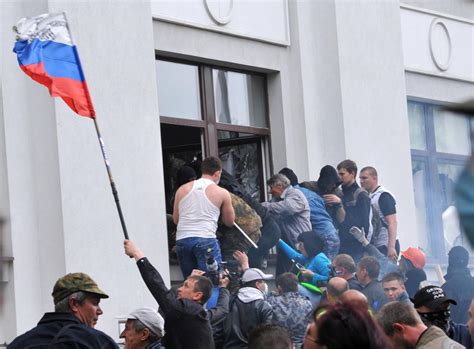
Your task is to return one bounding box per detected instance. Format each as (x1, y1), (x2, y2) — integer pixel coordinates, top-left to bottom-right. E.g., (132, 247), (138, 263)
(20, 63), (95, 118)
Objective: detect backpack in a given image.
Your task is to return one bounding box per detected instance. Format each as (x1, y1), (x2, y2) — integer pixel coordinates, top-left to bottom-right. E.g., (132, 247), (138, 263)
(344, 187), (386, 242)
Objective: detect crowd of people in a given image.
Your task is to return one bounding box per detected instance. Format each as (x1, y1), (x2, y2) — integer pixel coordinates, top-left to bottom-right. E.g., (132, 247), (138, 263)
(8, 156), (474, 348)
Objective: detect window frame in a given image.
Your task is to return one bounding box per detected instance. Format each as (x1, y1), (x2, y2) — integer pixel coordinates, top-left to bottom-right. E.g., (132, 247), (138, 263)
(156, 55), (271, 200)
(408, 99), (472, 261)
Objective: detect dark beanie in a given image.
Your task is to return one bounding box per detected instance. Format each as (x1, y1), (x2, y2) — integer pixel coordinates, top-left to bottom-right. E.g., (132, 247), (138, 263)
(297, 231), (324, 258)
(317, 165), (342, 188)
(176, 165), (197, 187)
(279, 167), (299, 186)
(448, 246), (470, 268)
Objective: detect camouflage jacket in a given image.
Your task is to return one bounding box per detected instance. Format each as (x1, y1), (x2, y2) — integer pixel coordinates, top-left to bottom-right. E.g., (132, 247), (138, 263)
(267, 292), (312, 348)
(217, 193), (262, 260)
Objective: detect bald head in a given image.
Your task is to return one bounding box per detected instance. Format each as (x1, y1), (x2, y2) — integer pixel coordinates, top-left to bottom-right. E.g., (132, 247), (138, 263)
(327, 277), (349, 304)
(339, 289), (369, 310)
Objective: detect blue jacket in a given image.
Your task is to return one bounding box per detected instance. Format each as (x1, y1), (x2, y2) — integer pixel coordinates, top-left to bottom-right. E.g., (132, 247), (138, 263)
(450, 321), (473, 348)
(295, 185), (339, 259)
(278, 239), (331, 285)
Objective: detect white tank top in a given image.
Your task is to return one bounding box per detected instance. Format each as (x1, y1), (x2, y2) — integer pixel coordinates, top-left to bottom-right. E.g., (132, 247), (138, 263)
(176, 178), (221, 240)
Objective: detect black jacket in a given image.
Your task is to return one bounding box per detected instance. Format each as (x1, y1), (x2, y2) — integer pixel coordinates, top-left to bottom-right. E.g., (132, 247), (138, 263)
(442, 267), (474, 323)
(7, 312), (118, 348)
(223, 287), (273, 348)
(137, 257), (214, 349)
(339, 182), (371, 260)
(208, 287), (230, 349)
(347, 276), (363, 291)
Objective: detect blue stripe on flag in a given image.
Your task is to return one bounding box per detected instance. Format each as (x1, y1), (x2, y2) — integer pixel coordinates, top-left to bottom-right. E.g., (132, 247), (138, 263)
(14, 39), (85, 81)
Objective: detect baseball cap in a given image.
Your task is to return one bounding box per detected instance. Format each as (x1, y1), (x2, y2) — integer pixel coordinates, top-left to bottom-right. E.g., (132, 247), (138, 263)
(401, 247), (426, 269)
(411, 285), (457, 309)
(128, 307), (165, 337)
(241, 268), (273, 283)
(52, 272), (109, 304)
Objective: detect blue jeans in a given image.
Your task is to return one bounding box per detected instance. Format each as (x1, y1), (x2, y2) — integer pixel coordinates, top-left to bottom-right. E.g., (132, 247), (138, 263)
(176, 237), (222, 278)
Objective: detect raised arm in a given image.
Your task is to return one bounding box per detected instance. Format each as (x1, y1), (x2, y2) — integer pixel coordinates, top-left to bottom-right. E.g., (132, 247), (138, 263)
(277, 239), (304, 264)
(124, 240), (176, 315)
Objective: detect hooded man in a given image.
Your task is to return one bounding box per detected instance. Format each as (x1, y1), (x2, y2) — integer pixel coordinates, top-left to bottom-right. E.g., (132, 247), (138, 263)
(442, 246), (474, 323)
(300, 165), (343, 228)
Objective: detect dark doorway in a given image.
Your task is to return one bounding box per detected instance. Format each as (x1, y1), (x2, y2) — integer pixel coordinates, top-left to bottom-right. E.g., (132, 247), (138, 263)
(161, 124), (203, 214)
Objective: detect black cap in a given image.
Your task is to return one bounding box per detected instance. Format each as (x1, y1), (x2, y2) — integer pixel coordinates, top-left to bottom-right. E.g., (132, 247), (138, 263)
(411, 285), (457, 309)
(279, 168), (299, 186)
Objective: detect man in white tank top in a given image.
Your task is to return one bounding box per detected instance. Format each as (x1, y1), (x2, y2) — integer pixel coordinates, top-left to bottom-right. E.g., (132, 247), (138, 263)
(173, 156), (235, 278)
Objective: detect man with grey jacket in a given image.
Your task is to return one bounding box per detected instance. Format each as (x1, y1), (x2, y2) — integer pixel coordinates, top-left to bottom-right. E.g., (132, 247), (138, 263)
(262, 173), (311, 275)
(377, 301), (465, 349)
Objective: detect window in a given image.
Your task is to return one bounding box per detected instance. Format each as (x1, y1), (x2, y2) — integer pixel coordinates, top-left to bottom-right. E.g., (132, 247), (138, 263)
(408, 100), (472, 259)
(157, 58), (270, 215)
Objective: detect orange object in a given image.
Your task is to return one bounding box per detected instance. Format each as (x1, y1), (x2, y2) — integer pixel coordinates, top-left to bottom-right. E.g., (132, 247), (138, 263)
(401, 247), (426, 269)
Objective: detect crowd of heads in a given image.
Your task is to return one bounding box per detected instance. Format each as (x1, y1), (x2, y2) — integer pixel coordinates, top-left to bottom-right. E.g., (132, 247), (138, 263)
(9, 155), (474, 349)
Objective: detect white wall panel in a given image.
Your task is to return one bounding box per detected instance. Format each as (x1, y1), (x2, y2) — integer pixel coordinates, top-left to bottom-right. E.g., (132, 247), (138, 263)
(151, 0), (290, 45)
(401, 6), (474, 82)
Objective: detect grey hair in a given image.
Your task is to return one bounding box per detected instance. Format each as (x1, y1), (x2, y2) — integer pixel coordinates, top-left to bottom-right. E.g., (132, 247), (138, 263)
(54, 291), (88, 312)
(130, 319), (161, 343)
(376, 301), (422, 337)
(267, 174), (290, 189)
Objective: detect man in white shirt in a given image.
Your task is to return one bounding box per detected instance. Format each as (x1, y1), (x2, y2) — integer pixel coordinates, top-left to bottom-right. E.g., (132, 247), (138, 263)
(173, 156), (235, 278)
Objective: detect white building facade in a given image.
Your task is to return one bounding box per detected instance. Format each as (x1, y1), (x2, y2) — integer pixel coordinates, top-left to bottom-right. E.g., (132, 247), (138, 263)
(0, 0), (473, 345)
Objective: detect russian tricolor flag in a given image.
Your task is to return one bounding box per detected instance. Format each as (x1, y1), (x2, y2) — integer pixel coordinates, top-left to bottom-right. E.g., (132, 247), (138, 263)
(13, 13), (95, 118)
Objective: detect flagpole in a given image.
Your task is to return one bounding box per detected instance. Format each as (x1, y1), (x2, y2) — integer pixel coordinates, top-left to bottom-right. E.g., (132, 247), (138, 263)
(62, 11), (129, 240)
(93, 118), (129, 240)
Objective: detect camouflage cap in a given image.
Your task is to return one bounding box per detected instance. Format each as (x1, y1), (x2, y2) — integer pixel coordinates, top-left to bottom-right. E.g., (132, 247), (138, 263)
(52, 272), (109, 304)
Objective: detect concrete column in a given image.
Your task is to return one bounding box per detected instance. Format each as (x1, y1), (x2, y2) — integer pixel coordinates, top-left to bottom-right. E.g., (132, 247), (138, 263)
(1, 0), (168, 342)
(333, 0), (418, 248)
